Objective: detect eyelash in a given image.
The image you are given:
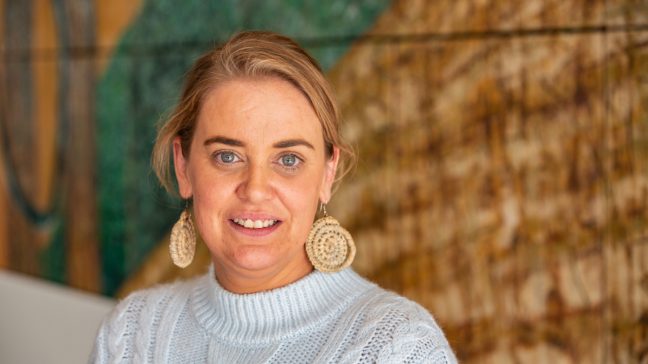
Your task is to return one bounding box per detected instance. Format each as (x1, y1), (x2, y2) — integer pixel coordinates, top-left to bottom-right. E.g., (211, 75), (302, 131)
(211, 151), (304, 172)
(212, 150), (242, 166)
(276, 153), (304, 171)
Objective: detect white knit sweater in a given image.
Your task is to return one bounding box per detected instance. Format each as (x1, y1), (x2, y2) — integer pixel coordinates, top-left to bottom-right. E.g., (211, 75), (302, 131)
(90, 267), (457, 363)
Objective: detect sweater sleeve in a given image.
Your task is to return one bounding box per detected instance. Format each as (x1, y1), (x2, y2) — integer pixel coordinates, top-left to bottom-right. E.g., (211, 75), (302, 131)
(375, 302), (457, 364)
(341, 292), (457, 364)
(89, 315), (113, 364)
(88, 292), (147, 364)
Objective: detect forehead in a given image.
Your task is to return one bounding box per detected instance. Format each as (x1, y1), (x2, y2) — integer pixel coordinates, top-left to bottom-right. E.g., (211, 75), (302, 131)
(195, 77), (324, 145)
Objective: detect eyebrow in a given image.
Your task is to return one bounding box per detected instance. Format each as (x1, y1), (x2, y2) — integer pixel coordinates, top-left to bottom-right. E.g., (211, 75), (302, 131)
(273, 139), (314, 150)
(203, 136), (245, 147)
(203, 136), (315, 150)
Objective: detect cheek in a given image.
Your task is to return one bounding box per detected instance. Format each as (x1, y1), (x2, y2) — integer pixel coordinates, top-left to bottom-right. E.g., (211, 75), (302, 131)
(188, 168), (233, 235)
(188, 158), (235, 202)
(286, 193), (319, 245)
(280, 174), (322, 224)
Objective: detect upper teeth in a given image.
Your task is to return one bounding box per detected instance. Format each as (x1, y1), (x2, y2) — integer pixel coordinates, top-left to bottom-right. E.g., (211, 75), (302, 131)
(233, 218), (278, 229)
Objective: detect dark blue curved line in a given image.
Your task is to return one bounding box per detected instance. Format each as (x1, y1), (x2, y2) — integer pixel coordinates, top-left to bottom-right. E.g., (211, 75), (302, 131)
(0, 1), (57, 228)
(51, 0), (72, 212)
(0, 115), (56, 226)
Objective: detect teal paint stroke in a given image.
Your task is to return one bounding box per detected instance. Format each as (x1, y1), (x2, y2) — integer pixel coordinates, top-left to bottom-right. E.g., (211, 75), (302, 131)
(40, 220), (66, 285)
(97, 0), (390, 296)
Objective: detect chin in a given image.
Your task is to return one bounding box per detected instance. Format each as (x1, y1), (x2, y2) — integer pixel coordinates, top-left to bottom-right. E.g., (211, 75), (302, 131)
(231, 245), (285, 271)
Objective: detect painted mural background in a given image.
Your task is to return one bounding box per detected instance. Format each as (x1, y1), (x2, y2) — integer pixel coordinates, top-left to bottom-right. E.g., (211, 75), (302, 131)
(1, 0), (646, 362)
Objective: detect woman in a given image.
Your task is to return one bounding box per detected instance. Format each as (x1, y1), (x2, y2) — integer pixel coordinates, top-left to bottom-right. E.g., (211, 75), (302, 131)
(91, 31), (457, 363)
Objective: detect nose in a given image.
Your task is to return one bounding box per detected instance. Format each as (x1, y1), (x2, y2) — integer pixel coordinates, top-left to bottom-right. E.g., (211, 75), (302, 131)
(236, 163), (273, 203)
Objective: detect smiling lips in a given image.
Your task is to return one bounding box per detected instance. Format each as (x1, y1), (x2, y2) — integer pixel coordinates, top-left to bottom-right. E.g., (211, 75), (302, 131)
(229, 217), (282, 237)
(232, 218), (279, 229)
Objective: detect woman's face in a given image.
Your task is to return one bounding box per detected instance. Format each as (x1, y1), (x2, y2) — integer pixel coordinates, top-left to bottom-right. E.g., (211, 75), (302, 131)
(173, 77), (338, 291)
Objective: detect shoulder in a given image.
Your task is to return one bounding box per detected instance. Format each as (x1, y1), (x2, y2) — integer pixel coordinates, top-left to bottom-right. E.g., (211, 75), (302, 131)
(342, 285), (457, 364)
(90, 277), (199, 363)
(107, 277), (195, 326)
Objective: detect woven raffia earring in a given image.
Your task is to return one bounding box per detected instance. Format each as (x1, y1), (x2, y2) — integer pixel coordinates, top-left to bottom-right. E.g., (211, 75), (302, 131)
(169, 201), (196, 268)
(306, 204), (356, 273)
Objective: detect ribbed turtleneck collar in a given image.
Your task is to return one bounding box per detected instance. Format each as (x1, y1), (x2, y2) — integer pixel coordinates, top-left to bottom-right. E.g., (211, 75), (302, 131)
(190, 266), (373, 346)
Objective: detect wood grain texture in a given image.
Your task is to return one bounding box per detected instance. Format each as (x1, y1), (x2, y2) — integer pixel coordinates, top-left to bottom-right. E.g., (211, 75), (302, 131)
(56, 0), (101, 292)
(95, 0), (143, 74)
(0, 0), (7, 268)
(2, 0), (41, 276)
(326, 0), (647, 362)
(32, 0), (59, 221)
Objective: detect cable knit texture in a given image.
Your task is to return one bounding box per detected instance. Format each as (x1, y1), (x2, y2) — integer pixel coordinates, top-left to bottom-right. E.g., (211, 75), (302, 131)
(90, 267), (457, 363)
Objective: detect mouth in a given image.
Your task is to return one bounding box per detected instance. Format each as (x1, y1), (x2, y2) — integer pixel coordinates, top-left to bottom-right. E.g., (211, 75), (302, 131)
(228, 216), (282, 237)
(231, 218), (280, 229)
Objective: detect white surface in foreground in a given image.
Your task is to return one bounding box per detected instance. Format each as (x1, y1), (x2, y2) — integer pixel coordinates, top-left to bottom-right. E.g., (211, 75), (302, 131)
(0, 269), (115, 364)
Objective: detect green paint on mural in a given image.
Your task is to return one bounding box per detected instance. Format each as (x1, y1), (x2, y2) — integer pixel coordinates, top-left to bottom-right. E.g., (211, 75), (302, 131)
(39, 220), (66, 285)
(97, 0), (390, 296)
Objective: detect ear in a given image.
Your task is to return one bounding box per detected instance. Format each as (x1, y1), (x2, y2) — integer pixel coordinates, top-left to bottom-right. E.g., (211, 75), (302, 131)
(319, 146), (340, 204)
(173, 137), (193, 199)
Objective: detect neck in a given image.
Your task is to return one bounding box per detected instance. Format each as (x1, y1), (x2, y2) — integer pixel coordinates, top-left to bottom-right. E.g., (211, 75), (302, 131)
(212, 255), (313, 294)
(191, 264), (370, 345)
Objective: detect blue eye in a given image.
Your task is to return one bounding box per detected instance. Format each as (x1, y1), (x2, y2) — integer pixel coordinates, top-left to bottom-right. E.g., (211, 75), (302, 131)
(280, 154), (301, 168)
(216, 151), (239, 164)
(281, 154), (297, 166)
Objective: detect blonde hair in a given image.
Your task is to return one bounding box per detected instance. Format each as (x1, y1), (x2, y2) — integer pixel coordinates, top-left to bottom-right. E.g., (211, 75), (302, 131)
(151, 31), (355, 194)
